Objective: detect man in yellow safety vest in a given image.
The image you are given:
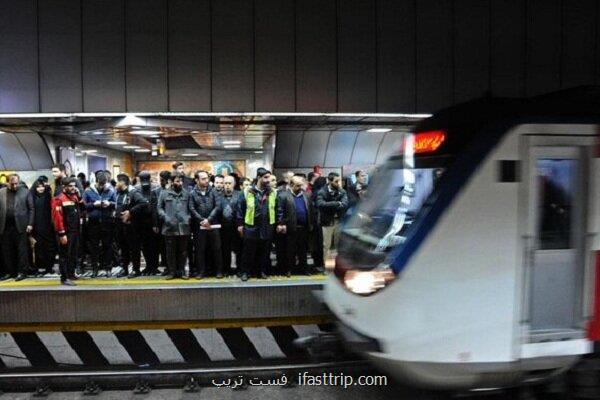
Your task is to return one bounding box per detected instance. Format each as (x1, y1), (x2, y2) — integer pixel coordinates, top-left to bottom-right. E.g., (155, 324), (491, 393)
(236, 168), (281, 281)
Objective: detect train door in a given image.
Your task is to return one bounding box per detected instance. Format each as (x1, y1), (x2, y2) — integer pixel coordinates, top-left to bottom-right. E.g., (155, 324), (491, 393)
(524, 137), (591, 339)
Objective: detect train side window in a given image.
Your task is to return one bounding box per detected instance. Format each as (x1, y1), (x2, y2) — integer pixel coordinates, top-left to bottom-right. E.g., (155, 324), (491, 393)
(537, 159), (576, 250)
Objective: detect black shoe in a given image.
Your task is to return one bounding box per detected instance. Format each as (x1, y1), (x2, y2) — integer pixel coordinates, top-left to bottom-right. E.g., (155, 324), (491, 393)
(75, 268), (83, 276)
(216, 272), (223, 279)
(286, 270), (291, 278)
(241, 273), (248, 281)
(165, 274), (176, 280)
(116, 270), (128, 278)
(181, 275), (189, 280)
(128, 271), (140, 279)
(195, 273), (204, 280)
(91, 270), (98, 278)
(69, 274), (79, 280)
(15, 274), (26, 282)
(0, 274), (11, 281)
(61, 279), (76, 286)
(160, 269), (170, 276)
(260, 272), (268, 279)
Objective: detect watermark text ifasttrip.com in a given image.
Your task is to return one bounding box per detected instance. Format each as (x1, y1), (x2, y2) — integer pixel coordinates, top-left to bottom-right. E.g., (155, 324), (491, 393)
(297, 371), (388, 388)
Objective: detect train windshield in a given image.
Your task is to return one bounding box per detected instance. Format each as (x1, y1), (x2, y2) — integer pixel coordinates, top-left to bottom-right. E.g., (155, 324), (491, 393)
(340, 135), (447, 267)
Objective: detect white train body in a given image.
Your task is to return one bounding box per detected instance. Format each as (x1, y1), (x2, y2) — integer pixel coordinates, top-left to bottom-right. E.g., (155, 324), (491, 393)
(324, 94), (600, 390)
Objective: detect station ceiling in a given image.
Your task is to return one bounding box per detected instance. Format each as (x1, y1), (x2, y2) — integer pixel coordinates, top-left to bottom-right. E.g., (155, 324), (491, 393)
(0, 114), (424, 157)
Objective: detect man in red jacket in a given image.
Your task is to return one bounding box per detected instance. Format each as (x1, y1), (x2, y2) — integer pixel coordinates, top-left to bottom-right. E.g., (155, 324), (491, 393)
(51, 177), (81, 286)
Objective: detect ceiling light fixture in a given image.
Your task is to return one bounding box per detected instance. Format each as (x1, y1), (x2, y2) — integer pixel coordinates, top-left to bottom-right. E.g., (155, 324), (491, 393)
(107, 141), (127, 145)
(123, 145), (140, 149)
(134, 148), (151, 153)
(254, 151), (263, 154)
(367, 128), (392, 133)
(224, 144), (241, 149)
(182, 153), (199, 157)
(81, 149), (97, 154)
(222, 140), (241, 145)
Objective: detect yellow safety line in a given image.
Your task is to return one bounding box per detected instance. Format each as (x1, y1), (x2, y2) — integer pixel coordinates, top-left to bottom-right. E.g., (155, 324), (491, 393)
(0, 275), (327, 287)
(0, 315), (334, 332)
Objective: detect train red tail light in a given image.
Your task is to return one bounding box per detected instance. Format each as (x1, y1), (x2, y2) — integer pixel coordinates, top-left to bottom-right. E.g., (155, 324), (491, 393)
(413, 130), (446, 154)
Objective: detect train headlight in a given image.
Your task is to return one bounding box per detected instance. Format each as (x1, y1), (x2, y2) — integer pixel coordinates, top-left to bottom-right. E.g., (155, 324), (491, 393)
(342, 268), (396, 296)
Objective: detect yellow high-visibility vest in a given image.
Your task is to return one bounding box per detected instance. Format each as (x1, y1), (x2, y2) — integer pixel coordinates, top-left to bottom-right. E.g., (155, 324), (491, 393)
(244, 190), (276, 225)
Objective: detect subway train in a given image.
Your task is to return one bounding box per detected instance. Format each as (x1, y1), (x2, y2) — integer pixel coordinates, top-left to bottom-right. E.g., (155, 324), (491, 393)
(324, 87), (600, 390)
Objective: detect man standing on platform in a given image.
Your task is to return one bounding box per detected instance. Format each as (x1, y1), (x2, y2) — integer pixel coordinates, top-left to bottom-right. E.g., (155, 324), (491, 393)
(277, 176), (314, 276)
(219, 175), (243, 276)
(237, 168), (279, 281)
(114, 174), (137, 278)
(0, 174), (33, 281)
(83, 172), (116, 277)
(316, 172), (348, 261)
(152, 170), (171, 275)
(157, 173), (191, 280)
(51, 177), (81, 286)
(189, 170), (223, 278)
(129, 171), (160, 275)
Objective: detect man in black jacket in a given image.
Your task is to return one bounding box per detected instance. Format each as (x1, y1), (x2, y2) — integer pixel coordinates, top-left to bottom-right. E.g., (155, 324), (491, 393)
(316, 172), (349, 262)
(152, 170), (171, 275)
(277, 176), (314, 277)
(189, 170), (223, 278)
(129, 171), (159, 275)
(219, 175), (243, 276)
(114, 174), (137, 278)
(0, 174), (33, 280)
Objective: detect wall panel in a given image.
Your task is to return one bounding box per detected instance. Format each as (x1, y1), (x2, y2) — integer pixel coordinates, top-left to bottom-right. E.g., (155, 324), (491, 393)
(39, 0), (82, 112)
(298, 129), (329, 167)
(0, 1), (598, 114)
(82, 0), (126, 112)
(0, 0), (38, 113)
(255, 0), (295, 111)
(526, 0), (561, 96)
(168, 0), (211, 111)
(324, 129), (357, 167)
(125, 0), (168, 111)
(377, 0), (416, 113)
(490, 0), (526, 97)
(454, 0), (490, 103)
(561, 0), (596, 88)
(212, 0), (254, 111)
(296, 0), (337, 112)
(415, 0), (453, 113)
(338, 0), (376, 112)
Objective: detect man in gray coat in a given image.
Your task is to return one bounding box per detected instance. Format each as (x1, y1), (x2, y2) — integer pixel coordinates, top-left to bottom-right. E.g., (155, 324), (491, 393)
(0, 174), (34, 280)
(157, 172), (191, 280)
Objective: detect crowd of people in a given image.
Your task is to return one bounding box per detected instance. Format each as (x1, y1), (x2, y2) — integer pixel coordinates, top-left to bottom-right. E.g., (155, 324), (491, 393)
(0, 162), (368, 286)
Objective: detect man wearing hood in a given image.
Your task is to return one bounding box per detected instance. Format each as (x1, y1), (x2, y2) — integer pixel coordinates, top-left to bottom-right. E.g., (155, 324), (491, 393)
(28, 179), (57, 275)
(83, 172), (116, 277)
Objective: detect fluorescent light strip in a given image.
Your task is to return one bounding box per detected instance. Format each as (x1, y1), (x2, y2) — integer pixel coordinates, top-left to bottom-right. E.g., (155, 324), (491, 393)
(181, 153), (199, 157)
(367, 128), (392, 133)
(123, 145), (140, 149)
(0, 112), (432, 119)
(224, 145), (241, 149)
(107, 141), (127, 145)
(81, 149), (97, 153)
(222, 140), (241, 145)
(134, 148), (151, 153)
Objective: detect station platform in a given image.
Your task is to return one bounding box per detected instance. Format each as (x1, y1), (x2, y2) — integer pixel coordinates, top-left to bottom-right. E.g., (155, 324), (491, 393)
(0, 274), (333, 370)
